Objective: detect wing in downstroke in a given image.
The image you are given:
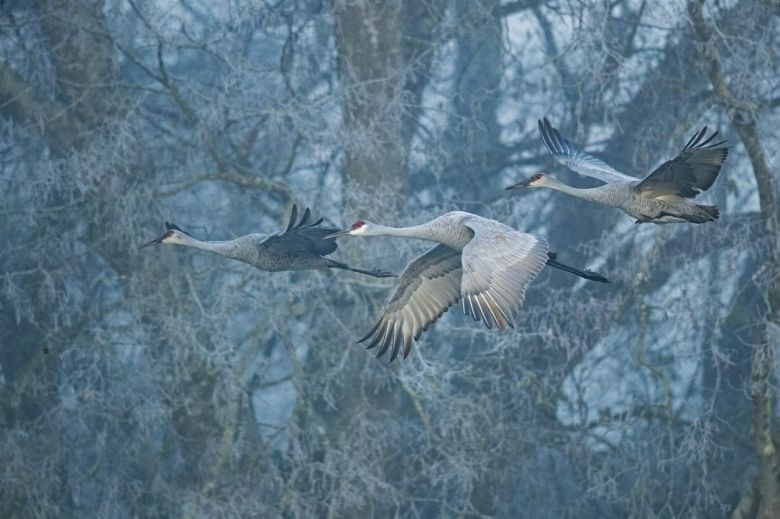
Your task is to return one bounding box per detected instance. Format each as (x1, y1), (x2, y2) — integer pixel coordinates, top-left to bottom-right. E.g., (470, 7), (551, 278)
(460, 218), (549, 330)
(358, 244), (462, 362)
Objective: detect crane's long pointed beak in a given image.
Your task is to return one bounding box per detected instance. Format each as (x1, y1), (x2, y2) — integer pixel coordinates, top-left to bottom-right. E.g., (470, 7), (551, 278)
(324, 229), (351, 240)
(505, 179), (530, 190)
(139, 234), (165, 249)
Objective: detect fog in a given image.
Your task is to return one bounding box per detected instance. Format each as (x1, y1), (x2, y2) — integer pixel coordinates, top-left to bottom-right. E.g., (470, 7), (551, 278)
(1, 1), (779, 517)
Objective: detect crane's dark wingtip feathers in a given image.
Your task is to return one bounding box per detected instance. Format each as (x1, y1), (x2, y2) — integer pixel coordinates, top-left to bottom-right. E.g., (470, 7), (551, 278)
(277, 206), (343, 257)
(538, 116), (570, 157)
(285, 205), (321, 232)
(376, 339), (391, 359)
(683, 126), (729, 152)
(389, 347), (400, 363)
(357, 320), (381, 344)
(539, 117), (556, 154)
(358, 317), (416, 362)
(300, 207), (311, 227)
(285, 205), (298, 232)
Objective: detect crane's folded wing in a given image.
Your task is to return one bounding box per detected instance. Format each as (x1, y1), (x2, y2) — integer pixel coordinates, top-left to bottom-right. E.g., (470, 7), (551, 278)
(262, 205), (338, 256)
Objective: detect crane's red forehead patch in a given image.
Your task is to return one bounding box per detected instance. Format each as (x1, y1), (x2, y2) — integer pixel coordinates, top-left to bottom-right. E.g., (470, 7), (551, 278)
(531, 173), (543, 181)
(351, 220), (366, 230)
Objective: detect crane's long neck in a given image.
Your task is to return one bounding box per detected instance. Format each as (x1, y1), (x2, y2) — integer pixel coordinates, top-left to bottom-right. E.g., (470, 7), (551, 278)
(542, 177), (604, 202)
(174, 234), (243, 259)
(365, 223), (441, 242)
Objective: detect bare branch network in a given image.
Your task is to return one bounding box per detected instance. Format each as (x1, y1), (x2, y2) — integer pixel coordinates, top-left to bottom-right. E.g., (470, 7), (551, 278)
(0, 1), (778, 518)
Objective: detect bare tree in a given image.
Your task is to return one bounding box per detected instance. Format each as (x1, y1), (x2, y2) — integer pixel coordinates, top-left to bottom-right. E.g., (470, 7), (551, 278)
(0, 0), (778, 517)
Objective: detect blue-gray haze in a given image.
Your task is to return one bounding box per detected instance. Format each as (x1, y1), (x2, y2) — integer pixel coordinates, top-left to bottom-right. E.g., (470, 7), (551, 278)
(0, 1), (778, 517)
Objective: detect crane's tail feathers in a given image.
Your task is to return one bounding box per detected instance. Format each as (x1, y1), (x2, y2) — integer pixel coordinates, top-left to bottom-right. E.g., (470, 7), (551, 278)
(546, 253), (609, 283)
(695, 205), (719, 222)
(667, 205), (719, 224)
(328, 260), (396, 278)
(640, 206), (719, 224)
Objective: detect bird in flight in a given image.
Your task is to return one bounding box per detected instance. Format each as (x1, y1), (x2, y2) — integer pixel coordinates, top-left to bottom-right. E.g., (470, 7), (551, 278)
(327, 211), (608, 362)
(141, 205), (395, 278)
(507, 118), (728, 224)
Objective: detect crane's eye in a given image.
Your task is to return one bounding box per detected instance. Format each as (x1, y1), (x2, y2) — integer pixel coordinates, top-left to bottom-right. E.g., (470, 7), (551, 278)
(351, 220), (365, 230)
(531, 173), (543, 182)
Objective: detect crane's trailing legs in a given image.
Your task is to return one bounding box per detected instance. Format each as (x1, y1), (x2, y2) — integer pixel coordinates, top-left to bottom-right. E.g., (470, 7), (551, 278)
(326, 259), (396, 278)
(545, 252), (608, 283)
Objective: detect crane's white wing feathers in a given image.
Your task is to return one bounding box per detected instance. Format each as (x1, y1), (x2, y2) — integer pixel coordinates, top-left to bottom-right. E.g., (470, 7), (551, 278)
(539, 118), (636, 184)
(358, 244), (462, 362)
(460, 218), (549, 330)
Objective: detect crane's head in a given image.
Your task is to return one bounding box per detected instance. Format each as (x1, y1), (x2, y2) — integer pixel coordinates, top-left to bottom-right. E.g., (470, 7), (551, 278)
(140, 222), (193, 248)
(505, 172), (550, 190)
(324, 220), (370, 239)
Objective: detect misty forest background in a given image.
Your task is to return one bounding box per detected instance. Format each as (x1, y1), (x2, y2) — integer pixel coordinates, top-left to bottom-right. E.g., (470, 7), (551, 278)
(1, 0), (779, 517)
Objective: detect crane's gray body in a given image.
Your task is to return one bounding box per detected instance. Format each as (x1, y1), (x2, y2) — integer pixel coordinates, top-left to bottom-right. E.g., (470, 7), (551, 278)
(342, 210), (606, 362)
(204, 230), (339, 272)
(568, 182), (719, 224)
(514, 118), (727, 224)
(143, 206), (393, 278)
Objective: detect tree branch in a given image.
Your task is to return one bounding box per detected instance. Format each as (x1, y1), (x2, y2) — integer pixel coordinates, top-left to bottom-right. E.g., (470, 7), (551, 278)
(0, 61), (82, 154)
(689, 2), (780, 517)
(494, 0), (545, 18)
(157, 170), (292, 199)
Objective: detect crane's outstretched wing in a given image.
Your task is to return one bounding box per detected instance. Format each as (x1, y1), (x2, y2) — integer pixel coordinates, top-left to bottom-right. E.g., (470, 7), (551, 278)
(262, 205), (338, 256)
(358, 245), (462, 362)
(635, 127), (728, 199)
(460, 218), (549, 330)
(539, 117), (636, 184)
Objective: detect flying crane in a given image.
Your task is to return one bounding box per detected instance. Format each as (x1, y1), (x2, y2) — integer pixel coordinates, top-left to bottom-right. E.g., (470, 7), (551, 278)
(507, 118), (728, 224)
(326, 211), (608, 361)
(141, 205), (395, 278)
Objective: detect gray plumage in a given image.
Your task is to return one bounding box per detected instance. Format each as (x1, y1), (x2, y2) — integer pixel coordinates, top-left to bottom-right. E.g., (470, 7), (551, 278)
(141, 205), (394, 278)
(327, 211), (608, 362)
(507, 118), (728, 224)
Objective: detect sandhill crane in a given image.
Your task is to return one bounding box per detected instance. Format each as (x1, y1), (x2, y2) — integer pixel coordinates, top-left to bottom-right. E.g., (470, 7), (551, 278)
(326, 211), (608, 362)
(506, 118), (728, 224)
(141, 205), (394, 278)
